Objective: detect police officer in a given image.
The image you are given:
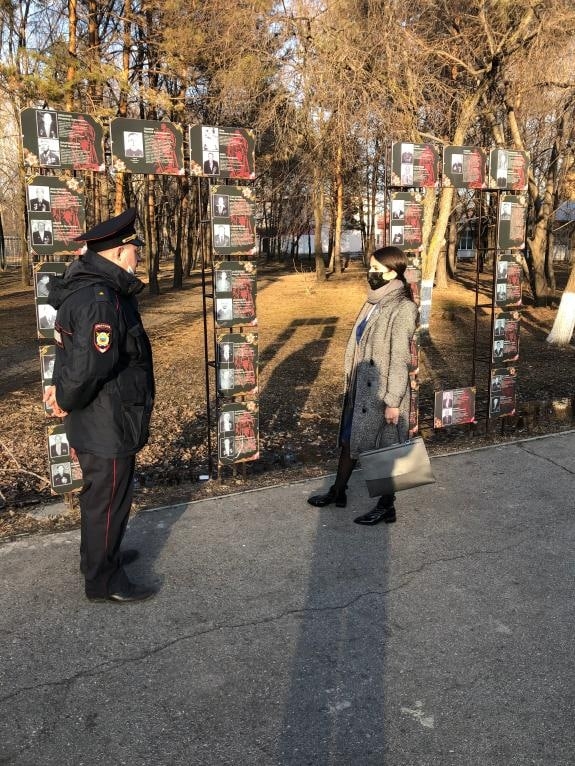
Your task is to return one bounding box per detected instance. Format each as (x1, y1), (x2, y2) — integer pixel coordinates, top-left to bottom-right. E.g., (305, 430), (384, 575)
(44, 208), (156, 603)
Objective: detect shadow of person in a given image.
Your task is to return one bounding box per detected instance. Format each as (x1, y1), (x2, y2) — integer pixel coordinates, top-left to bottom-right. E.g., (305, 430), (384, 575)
(119, 501), (190, 592)
(279, 470), (391, 764)
(259, 319), (338, 464)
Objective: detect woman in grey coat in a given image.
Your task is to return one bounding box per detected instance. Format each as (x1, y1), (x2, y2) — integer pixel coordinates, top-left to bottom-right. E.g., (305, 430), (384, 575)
(308, 246), (418, 525)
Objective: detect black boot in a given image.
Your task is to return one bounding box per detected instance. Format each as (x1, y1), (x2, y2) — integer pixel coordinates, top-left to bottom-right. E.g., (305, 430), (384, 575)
(353, 495), (396, 525)
(307, 485), (347, 508)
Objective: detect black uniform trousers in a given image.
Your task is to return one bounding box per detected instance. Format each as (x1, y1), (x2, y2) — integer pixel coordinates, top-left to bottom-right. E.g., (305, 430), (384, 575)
(77, 452), (136, 597)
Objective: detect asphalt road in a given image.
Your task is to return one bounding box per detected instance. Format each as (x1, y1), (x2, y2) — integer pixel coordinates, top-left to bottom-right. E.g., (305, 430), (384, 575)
(1, 432), (574, 766)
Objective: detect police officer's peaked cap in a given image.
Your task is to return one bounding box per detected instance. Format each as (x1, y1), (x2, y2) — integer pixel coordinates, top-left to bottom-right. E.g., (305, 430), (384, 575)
(74, 208), (145, 253)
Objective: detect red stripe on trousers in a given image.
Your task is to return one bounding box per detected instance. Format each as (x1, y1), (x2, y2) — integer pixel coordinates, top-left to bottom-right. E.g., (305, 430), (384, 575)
(104, 458), (117, 552)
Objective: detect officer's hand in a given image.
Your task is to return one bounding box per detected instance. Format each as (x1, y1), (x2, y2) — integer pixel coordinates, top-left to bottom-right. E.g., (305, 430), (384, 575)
(43, 385), (68, 418)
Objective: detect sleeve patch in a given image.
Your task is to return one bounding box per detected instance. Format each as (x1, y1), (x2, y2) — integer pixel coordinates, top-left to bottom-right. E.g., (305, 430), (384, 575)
(93, 323), (112, 353)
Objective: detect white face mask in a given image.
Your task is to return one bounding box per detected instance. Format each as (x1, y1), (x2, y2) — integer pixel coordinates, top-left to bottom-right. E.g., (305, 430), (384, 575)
(126, 265), (135, 275)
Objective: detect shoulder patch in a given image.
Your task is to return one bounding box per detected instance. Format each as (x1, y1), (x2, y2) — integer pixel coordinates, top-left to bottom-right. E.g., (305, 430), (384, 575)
(93, 323), (112, 353)
(94, 285), (114, 303)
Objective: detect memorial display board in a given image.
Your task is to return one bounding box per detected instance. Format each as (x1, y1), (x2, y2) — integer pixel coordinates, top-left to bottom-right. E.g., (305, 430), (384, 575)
(39, 344), (56, 386)
(212, 186), (256, 257)
(27, 176), (85, 259)
(488, 149), (529, 190)
(216, 332), (258, 396)
(21, 108), (105, 171)
(497, 194), (527, 250)
(34, 261), (67, 340)
(433, 387), (476, 428)
(46, 423), (83, 494)
(495, 253), (522, 308)
(490, 367), (517, 417)
(492, 311), (520, 364)
(189, 125), (255, 179)
(389, 192), (423, 250)
(214, 261), (257, 328)
(442, 146), (486, 189)
(218, 402), (259, 465)
(390, 142), (439, 188)
(110, 118), (185, 175)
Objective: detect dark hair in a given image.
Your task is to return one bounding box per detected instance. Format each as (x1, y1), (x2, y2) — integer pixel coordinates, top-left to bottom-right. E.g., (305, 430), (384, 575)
(371, 246), (414, 300)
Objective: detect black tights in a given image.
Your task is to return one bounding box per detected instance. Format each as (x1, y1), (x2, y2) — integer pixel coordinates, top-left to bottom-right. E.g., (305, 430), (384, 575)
(333, 443), (357, 494)
(334, 443), (395, 508)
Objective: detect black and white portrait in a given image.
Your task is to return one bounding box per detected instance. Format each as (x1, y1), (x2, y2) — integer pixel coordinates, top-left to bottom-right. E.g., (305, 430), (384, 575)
(28, 185), (51, 212)
(219, 343), (232, 363)
(496, 283), (507, 302)
(214, 224), (230, 247)
(203, 151), (219, 175)
(213, 195), (229, 217)
(216, 270), (230, 293)
(42, 351), (56, 380)
(38, 303), (57, 330)
(124, 131), (144, 158)
(219, 412), (233, 433)
(36, 110), (58, 139)
(38, 139), (60, 166)
(49, 433), (70, 458)
(51, 462), (72, 487)
(219, 368), (234, 390)
(451, 154), (463, 174)
(216, 298), (233, 322)
(35, 272), (54, 298)
(31, 220), (53, 245)
(221, 437), (234, 457)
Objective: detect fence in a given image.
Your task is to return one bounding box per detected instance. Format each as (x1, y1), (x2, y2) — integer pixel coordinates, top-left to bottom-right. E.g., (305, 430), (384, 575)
(0, 237), (28, 270)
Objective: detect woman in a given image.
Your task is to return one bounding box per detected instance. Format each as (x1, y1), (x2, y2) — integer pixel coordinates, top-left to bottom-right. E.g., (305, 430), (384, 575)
(308, 246), (418, 525)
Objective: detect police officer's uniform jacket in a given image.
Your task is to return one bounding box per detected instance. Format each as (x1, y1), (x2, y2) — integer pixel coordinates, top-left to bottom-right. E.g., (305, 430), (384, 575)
(49, 249), (155, 457)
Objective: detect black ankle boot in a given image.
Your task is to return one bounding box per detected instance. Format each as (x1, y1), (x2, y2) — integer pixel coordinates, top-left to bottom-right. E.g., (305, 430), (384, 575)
(353, 499), (396, 525)
(307, 485), (347, 508)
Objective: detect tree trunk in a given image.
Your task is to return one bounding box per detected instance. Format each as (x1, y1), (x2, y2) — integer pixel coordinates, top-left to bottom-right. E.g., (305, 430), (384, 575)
(173, 178), (188, 288)
(420, 88), (489, 331)
(146, 179), (160, 295)
(18, 209), (28, 286)
(332, 143), (344, 276)
(546, 237), (575, 346)
(423, 89), (486, 281)
(507, 94), (556, 304)
(546, 223), (556, 294)
(435, 243), (448, 288)
(18, 155), (28, 285)
(435, 201), (456, 287)
(87, 0), (103, 106)
(65, 0), (77, 111)
(0, 212), (4, 270)
(447, 212), (458, 277)
(422, 185), (454, 286)
(419, 189), (440, 334)
(313, 164), (326, 281)
(358, 198), (366, 253)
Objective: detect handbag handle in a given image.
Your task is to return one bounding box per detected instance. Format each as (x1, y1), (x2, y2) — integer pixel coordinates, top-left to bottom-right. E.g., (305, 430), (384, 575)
(375, 423), (402, 449)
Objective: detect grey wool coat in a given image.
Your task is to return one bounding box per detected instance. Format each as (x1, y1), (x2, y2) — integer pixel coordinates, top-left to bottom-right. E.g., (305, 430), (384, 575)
(340, 283), (418, 459)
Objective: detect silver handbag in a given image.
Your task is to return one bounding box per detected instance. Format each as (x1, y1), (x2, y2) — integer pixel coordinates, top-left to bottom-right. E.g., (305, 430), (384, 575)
(360, 436), (435, 497)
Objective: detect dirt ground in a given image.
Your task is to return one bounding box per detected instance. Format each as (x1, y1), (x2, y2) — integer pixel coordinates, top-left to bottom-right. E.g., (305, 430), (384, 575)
(1, 256), (574, 539)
